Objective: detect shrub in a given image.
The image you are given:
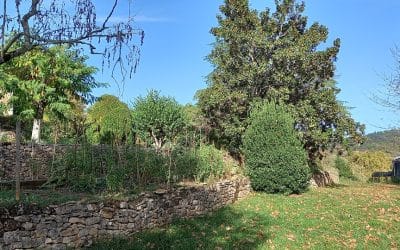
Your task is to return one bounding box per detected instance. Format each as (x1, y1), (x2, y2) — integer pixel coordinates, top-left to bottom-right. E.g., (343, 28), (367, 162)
(347, 150), (392, 181)
(48, 142), (239, 193)
(48, 144), (153, 193)
(242, 102), (310, 194)
(170, 147), (198, 181)
(125, 145), (168, 186)
(195, 144), (225, 182)
(334, 156), (354, 179)
(86, 95), (133, 145)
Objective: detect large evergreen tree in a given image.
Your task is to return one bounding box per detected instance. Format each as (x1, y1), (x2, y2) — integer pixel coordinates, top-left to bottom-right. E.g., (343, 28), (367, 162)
(197, 0), (364, 166)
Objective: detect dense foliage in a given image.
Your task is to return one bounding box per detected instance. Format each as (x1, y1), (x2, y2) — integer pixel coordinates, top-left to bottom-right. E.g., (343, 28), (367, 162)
(48, 144), (165, 192)
(48, 144), (234, 192)
(347, 151), (392, 181)
(242, 102), (310, 194)
(334, 156), (354, 179)
(132, 90), (186, 150)
(195, 145), (225, 182)
(86, 95), (132, 145)
(197, 0), (364, 165)
(0, 46), (100, 142)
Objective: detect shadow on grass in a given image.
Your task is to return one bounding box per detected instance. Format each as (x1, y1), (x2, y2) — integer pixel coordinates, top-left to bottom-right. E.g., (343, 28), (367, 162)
(88, 205), (272, 250)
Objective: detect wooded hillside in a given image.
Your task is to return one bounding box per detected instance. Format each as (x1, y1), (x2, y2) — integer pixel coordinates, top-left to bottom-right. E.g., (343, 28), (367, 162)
(354, 129), (400, 156)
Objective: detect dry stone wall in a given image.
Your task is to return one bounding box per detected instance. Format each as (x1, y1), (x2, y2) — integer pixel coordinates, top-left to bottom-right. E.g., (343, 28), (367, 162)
(0, 178), (251, 250)
(0, 143), (68, 182)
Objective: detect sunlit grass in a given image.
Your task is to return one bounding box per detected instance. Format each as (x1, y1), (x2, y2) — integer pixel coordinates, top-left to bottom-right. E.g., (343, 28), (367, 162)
(89, 182), (400, 249)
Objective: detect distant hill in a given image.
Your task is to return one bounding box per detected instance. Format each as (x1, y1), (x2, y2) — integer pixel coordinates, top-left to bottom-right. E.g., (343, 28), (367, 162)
(354, 129), (400, 156)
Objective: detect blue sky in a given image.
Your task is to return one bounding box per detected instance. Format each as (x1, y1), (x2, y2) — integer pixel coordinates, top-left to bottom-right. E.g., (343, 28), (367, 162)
(90, 0), (400, 134)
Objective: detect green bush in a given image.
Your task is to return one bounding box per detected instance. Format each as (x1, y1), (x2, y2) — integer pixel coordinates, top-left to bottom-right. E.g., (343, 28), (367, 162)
(334, 156), (354, 179)
(48, 141), (239, 193)
(195, 144), (225, 182)
(347, 150), (392, 181)
(86, 95), (133, 145)
(48, 144), (125, 192)
(170, 147), (198, 181)
(242, 102), (310, 194)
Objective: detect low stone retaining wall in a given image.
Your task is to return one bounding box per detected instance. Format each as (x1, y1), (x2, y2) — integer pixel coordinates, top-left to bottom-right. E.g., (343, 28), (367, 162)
(0, 178), (251, 249)
(0, 143), (67, 181)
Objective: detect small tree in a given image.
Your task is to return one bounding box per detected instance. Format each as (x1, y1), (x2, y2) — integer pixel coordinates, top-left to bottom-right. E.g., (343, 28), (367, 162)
(1, 46), (101, 143)
(242, 102), (310, 194)
(132, 90), (185, 150)
(86, 95), (132, 145)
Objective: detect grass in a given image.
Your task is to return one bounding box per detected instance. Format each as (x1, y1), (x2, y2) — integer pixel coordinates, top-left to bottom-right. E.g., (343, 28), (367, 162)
(89, 182), (400, 249)
(0, 189), (82, 208)
(0, 183), (170, 208)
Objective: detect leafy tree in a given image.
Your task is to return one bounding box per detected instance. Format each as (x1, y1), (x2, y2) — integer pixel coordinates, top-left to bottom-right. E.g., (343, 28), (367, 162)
(42, 97), (88, 144)
(0, 0), (143, 79)
(86, 95), (132, 145)
(243, 102), (310, 194)
(197, 0), (364, 166)
(132, 90), (186, 150)
(0, 46), (101, 143)
(0, 64), (35, 201)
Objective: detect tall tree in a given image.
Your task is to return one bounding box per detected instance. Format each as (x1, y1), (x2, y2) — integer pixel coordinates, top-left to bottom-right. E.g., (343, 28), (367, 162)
(0, 46), (101, 143)
(0, 0), (143, 79)
(197, 0), (364, 166)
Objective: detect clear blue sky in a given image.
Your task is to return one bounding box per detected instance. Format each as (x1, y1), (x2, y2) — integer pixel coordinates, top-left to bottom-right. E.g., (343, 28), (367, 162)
(90, 0), (400, 134)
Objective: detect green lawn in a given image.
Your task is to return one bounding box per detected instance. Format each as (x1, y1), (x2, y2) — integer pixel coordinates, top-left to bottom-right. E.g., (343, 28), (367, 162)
(0, 189), (81, 208)
(89, 182), (400, 250)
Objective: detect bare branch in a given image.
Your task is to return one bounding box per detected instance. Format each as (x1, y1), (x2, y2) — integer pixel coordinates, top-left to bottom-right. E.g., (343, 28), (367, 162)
(21, 0), (40, 44)
(0, 0), (144, 81)
(102, 0), (118, 29)
(373, 47), (400, 111)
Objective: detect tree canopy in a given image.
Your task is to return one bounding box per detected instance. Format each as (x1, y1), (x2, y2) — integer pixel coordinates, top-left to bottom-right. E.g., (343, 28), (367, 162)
(0, 46), (101, 143)
(132, 90), (186, 150)
(197, 0), (364, 165)
(86, 94), (132, 145)
(0, 0), (143, 79)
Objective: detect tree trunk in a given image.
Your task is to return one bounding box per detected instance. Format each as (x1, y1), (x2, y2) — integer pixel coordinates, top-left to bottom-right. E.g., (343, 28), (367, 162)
(31, 105), (44, 144)
(31, 118), (42, 143)
(15, 119), (21, 201)
(150, 130), (163, 151)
